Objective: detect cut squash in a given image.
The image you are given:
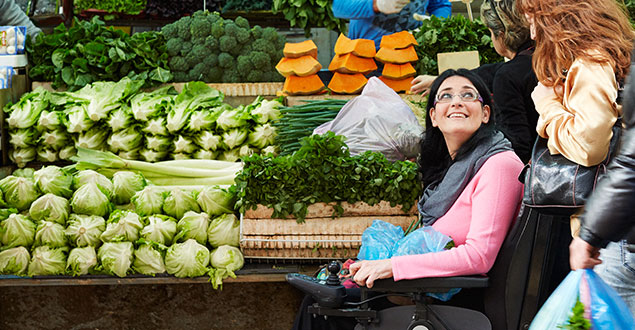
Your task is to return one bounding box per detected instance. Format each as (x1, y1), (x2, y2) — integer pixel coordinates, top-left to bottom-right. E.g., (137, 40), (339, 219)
(375, 45), (418, 64)
(379, 31), (418, 49)
(283, 40), (318, 59)
(328, 72), (368, 94)
(333, 33), (376, 58)
(283, 74), (326, 95)
(328, 54), (377, 75)
(276, 55), (322, 77)
(382, 63), (417, 79)
(379, 76), (414, 93)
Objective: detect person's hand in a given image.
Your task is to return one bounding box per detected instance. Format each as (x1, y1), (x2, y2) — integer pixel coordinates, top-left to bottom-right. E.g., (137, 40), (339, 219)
(375, 0), (410, 15)
(348, 259), (393, 288)
(410, 75), (436, 95)
(569, 236), (602, 270)
(531, 81), (564, 104)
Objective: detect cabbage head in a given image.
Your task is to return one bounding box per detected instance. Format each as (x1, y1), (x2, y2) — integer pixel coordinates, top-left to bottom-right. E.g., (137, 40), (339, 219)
(163, 188), (200, 220)
(112, 171), (147, 205)
(175, 211), (210, 245)
(164, 239), (210, 278)
(70, 182), (112, 217)
(97, 241), (133, 277)
(28, 246), (68, 276)
(0, 175), (40, 211)
(131, 186), (166, 216)
(34, 221), (67, 248)
(65, 214), (106, 247)
(12, 168), (35, 178)
(29, 193), (70, 225)
(196, 186), (236, 216)
(73, 170), (114, 198)
(209, 245), (244, 289)
(0, 208), (18, 220)
(207, 213), (240, 248)
(0, 214), (36, 248)
(66, 246), (98, 276)
(0, 246), (30, 275)
(133, 241), (167, 275)
(33, 166), (73, 198)
(100, 210), (143, 242)
(140, 215), (177, 245)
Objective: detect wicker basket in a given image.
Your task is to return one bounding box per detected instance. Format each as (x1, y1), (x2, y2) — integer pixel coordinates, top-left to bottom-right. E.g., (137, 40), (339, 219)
(240, 201), (417, 260)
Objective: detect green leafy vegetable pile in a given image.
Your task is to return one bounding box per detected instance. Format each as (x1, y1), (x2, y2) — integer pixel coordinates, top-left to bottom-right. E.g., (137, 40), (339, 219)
(413, 15), (503, 75)
(222, 0), (272, 13)
(27, 17), (172, 91)
(161, 10), (285, 83)
(235, 132), (421, 222)
(273, 0), (346, 37)
(74, 0), (147, 15)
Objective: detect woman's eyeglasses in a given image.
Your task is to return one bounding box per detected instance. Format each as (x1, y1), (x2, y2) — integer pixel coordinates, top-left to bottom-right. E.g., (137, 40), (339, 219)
(434, 90), (483, 105)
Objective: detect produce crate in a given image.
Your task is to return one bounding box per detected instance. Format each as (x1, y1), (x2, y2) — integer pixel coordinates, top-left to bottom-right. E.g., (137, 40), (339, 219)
(240, 201), (418, 261)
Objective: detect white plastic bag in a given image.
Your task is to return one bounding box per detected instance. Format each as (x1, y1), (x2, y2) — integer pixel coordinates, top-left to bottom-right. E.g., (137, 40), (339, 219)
(313, 77), (423, 161)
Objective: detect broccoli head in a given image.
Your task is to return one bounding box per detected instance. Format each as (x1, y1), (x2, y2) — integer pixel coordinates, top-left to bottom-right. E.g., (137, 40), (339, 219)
(222, 68), (241, 83)
(169, 56), (189, 72)
(235, 16), (250, 30)
(229, 44), (244, 57)
(235, 28), (251, 44)
(191, 10), (207, 20)
(176, 17), (192, 40)
(251, 25), (263, 40)
(191, 36), (206, 46)
(246, 70), (264, 82)
(185, 44), (208, 67)
(180, 41), (193, 56)
(263, 70), (284, 82)
(262, 27), (279, 43)
(190, 16), (212, 39)
(206, 67), (223, 83)
(218, 52), (235, 69)
(161, 23), (178, 40)
(249, 51), (271, 68)
(224, 23), (240, 38)
(219, 35), (238, 53)
(211, 21), (224, 39)
(207, 12), (220, 25)
(173, 71), (188, 82)
(236, 55), (254, 74)
(204, 35), (218, 50)
(252, 39), (277, 57)
(203, 53), (219, 68)
(189, 62), (207, 81)
(166, 38), (183, 56)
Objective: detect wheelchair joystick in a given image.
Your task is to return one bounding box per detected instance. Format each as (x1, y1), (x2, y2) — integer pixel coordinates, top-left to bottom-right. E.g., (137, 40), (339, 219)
(326, 261), (341, 286)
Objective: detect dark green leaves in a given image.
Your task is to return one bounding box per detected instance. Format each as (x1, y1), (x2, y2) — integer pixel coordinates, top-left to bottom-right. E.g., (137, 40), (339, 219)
(273, 0), (346, 37)
(558, 298), (591, 330)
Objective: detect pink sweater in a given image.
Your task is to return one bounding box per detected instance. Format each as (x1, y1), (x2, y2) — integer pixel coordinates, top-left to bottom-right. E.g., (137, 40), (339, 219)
(391, 151), (524, 280)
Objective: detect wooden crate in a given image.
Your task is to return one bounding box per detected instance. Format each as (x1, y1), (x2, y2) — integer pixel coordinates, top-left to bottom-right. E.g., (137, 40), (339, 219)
(240, 201), (418, 260)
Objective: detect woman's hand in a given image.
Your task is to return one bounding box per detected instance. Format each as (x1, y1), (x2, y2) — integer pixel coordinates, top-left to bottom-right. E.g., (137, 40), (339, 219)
(569, 236), (602, 270)
(348, 259), (393, 288)
(531, 81), (564, 103)
(410, 75), (436, 95)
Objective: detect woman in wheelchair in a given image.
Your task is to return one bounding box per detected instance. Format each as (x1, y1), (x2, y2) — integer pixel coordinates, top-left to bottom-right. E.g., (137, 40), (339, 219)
(293, 69), (525, 330)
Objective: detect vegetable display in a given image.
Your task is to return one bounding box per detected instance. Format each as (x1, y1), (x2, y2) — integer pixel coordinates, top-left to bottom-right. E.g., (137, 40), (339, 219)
(222, 0), (273, 12)
(74, 0), (147, 15)
(161, 10), (285, 83)
(235, 132), (422, 221)
(144, 0), (217, 18)
(272, 0), (346, 37)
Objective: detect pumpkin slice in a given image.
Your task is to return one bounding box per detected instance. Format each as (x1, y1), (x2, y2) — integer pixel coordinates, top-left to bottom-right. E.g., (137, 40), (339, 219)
(379, 76), (414, 93)
(328, 72), (368, 94)
(380, 31), (418, 49)
(283, 40), (318, 59)
(283, 74), (326, 95)
(382, 63), (417, 79)
(333, 33), (376, 58)
(375, 45), (418, 64)
(276, 55), (322, 77)
(328, 54), (377, 75)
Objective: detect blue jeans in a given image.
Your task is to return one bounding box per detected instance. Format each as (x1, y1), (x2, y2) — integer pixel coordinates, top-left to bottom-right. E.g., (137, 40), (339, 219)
(595, 240), (635, 315)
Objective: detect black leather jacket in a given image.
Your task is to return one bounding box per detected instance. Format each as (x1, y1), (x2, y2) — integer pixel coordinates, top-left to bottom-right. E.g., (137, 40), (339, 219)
(578, 63), (635, 248)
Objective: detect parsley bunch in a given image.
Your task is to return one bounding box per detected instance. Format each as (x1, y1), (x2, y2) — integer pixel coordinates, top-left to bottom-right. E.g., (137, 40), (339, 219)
(235, 132), (421, 222)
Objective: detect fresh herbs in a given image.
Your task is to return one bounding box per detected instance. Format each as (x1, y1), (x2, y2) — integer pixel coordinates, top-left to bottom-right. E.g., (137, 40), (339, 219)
(272, 0), (346, 37)
(235, 132), (421, 222)
(558, 298), (591, 330)
(413, 15), (503, 75)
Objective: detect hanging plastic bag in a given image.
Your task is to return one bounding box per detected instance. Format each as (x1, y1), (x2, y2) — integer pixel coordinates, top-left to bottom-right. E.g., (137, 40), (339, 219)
(357, 220), (404, 260)
(313, 77), (424, 162)
(529, 269), (635, 330)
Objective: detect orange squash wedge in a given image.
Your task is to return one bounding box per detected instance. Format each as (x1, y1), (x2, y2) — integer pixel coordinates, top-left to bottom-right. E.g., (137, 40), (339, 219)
(283, 40), (318, 59)
(379, 76), (414, 93)
(382, 62), (417, 79)
(375, 45), (418, 64)
(276, 55), (322, 77)
(328, 54), (377, 75)
(328, 72), (368, 94)
(333, 33), (376, 58)
(283, 74), (326, 95)
(380, 31), (419, 49)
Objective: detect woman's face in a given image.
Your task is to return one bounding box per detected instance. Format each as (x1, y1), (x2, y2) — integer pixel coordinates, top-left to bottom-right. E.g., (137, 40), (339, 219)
(525, 13), (536, 40)
(429, 76), (490, 142)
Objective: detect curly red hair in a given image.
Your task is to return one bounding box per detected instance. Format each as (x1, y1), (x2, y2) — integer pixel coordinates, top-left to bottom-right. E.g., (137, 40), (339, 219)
(518, 0), (633, 86)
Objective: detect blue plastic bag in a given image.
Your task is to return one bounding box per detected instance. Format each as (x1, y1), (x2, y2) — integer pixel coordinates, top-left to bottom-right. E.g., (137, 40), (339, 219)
(529, 269), (635, 330)
(357, 220), (404, 260)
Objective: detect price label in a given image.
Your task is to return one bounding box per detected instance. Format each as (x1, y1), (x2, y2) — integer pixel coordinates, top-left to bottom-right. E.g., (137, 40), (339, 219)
(0, 30), (6, 47)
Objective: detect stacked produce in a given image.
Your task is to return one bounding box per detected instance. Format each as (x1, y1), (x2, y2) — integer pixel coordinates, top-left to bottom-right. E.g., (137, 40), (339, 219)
(26, 17), (172, 91)
(272, 0), (346, 38)
(277, 40), (325, 95)
(0, 165), (243, 288)
(376, 31), (419, 93)
(162, 10), (285, 83)
(328, 34), (376, 94)
(236, 132), (422, 221)
(74, 0), (147, 15)
(3, 79), (282, 167)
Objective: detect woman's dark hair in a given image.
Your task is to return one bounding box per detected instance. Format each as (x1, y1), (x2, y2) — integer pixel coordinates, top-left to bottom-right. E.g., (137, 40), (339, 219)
(481, 0), (531, 53)
(418, 69), (497, 186)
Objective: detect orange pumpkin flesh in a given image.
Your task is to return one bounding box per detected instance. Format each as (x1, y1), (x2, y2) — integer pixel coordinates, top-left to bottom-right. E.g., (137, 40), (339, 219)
(328, 54), (377, 75)
(283, 74), (326, 95)
(283, 40), (318, 59)
(379, 31), (418, 49)
(379, 76), (414, 93)
(328, 72), (368, 94)
(333, 33), (376, 58)
(375, 45), (418, 64)
(382, 62), (417, 79)
(276, 55), (322, 77)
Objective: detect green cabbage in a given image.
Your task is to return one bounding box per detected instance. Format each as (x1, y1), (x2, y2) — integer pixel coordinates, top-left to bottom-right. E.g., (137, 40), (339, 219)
(70, 182), (112, 217)
(107, 107), (134, 132)
(9, 128), (37, 148)
(248, 124), (277, 149)
(108, 126), (143, 153)
(28, 246), (68, 276)
(36, 146), (59, 163)
(76, 78), (143, 122)
(209, 245), (244, 289)
(34, 221), (67, 248)
(33, 166), (73, 198)
(0, 208), (17, 220)
(6, 88), (49, 129)
(66, 246), (98, 276)
(76, 127), (109, 150)
(133, 241), (167, 275)
(131, 186), (166, 216)
(41, 129), (69, 150)
(163, 188), (200, 220)
(0, 214), (36, 248)
(73, 170), (114, 198)
(0, 246), (30, 275)
(196, 186), (236, 216)
(9, 147), (36, 168)
(222, 128), (248, 150)
(130, 85), (176, 122)
(193, 149), (217, 160)
(37, 110), (61, 131)
(58, 145), (77, 160)
(117, 148), (141, 160)
(65, 214), (106, 247)
(164, 239), (210, 278)
(219, 148), (240, 162)
(12, 168), (35, 178)
(187, 110), (217, 132)
(100, 210), (143, 242)
(97, 241), (134, 277)
(139, 148), (168, 162)
(216, 108), (247, 131)
(145, 135), (171, 152)
(207, 213), (240, 248)
(238, 145), (256, 157)
(0, 175), (40, 211)
(112, 171), (147, 205)
(29, 194), (70, 225)
(250, 98), (281, 124)
(194, 131), (222, 151)
(173, 135), (197, 154)
(142, 117), (169, 136)
(175, 211), (210, 245)
(64, 104), (93, 133)
(140, 215), (177, 245)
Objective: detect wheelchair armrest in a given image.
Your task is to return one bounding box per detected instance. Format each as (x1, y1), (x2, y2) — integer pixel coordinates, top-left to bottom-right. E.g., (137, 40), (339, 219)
(367, 276), (490, 294)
